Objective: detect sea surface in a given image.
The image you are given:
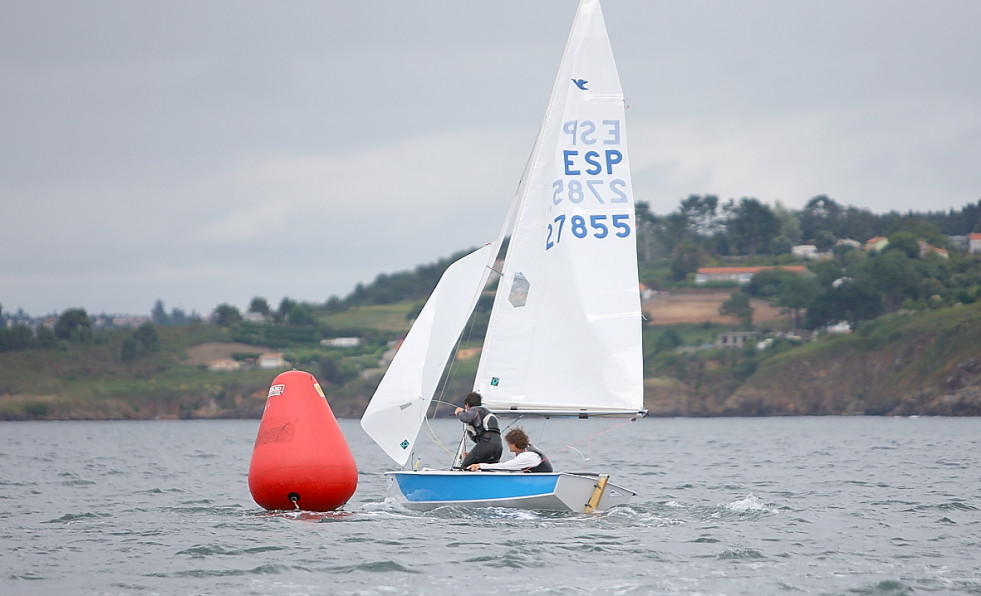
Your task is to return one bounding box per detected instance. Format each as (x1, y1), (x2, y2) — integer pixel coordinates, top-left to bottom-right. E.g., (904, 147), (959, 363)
(1, 416), (979, 595)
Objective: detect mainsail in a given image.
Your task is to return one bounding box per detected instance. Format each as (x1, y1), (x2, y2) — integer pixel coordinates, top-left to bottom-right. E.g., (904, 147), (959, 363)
(474, 0), (643, 415)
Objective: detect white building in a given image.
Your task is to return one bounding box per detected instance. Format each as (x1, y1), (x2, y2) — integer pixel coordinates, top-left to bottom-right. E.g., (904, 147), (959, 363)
(258, 352), (287, 370)
(969, 233), (981, 254)
(321, 337), (361, 348)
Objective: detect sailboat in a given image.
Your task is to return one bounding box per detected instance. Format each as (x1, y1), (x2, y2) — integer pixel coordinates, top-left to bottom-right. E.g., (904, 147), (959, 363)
(360, 0), (646, 513)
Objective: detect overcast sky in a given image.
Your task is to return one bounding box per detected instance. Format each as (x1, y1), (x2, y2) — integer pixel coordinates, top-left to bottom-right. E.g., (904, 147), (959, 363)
(3, 0), (980, 317)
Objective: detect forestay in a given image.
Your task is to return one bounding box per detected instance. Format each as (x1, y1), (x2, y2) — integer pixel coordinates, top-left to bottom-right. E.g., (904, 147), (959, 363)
(474, 0), (643, 416)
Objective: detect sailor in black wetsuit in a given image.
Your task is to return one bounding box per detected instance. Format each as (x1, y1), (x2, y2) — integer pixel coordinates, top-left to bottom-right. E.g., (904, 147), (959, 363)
(454, 392), (503, 468)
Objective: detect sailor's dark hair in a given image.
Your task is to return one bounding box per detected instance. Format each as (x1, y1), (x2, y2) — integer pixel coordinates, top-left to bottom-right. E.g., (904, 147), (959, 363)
(464, 392), (482, 407)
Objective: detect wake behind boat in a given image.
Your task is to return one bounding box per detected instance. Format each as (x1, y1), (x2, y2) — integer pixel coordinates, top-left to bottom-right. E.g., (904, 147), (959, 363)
(360, 0), (646, 513)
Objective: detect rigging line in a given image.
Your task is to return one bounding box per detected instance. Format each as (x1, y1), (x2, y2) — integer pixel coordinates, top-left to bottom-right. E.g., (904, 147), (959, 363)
(546, 418), (637, 459)
(421, 414), (457, 457)
(423, 293), (487, 459)
(431, 296), (481, 414)
(500, 415), (525, 433)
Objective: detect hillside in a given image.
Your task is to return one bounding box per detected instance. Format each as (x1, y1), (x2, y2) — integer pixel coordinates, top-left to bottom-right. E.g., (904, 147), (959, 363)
(643, 301), (981, 416)
(1, 301), (979, 420)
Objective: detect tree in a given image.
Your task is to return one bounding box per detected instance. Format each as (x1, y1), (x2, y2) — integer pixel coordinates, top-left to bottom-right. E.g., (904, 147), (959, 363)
(669, 241), (708, 281)
(745, 269), (819, 329)
(213, 304), (242, 326)
(773, 200), (802, 244)
(249, 297), (271, 316)
(859, 250), (919, 312)
(745, 268), (790, 299)
(885, 230), (919, 259)
(133, 323), (160, 353)
(275, 297), (316, 325)
(726, 198), (780, 255)
(634, 201), (667, 262)
(810, 259), (845, 288)
(800, 195), (844, 242)
(319, 354), (348, 385)
(151, 300), (169, 325)
(814, 230), (836, 252)
(776, 274), (820, 330)
(805, 281), (884, 330)
(287, 303), (317, 326)
(841, 205), (879, 243)
(653, 328), (683, 353)
(719, 290), (754, 329)
(679, 194), (725, 236)
(35, 325), (57, 348)
(277, 297), (297, 322)
(54, 308), (92, 342)
(898, 219), (946, 247)
(768, 235), (793, 256)
(122, 323), (160, 361)
(169, 308), (190, 325)
(0, 324), (33, 351)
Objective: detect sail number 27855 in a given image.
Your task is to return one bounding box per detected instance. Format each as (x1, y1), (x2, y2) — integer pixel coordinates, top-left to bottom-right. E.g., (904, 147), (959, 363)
(546, 213), (631, 250)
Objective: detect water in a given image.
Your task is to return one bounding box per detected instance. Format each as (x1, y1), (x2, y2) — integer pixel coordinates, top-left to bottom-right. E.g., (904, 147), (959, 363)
(2, 417), (979, 595)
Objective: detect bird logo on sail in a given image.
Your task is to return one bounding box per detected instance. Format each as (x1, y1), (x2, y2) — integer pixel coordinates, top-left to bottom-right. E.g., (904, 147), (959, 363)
(572, 78), (588, 90)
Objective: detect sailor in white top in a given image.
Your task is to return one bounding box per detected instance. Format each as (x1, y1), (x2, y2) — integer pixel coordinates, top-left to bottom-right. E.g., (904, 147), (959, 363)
(466, 427), (552, 473)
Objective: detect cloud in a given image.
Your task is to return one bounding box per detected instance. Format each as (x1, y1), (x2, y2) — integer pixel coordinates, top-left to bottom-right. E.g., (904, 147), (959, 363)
(1, 124), (532, 315)
(3, 0), (981, 316)
(630, 94), (981, 212)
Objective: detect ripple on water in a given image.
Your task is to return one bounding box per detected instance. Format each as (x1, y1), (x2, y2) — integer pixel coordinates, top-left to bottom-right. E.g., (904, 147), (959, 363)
(321, 560), (420, 574)
(717, 548), (766, 560)
(176, 543), (288, 557)
(847, 578), (915, 595)
(915, 501), (979, 512)
(41, 512), (110, 524)
(147, 564), (295, 578)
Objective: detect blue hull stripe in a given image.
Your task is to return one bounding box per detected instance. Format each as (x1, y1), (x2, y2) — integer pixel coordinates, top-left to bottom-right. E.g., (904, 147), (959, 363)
(394, 473), (560, 502)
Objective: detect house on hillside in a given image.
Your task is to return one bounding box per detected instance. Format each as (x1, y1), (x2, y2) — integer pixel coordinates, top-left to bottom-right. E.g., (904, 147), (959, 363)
(208, 358), (242, 372)
(321, 337), (361, 348)
(242, 312), (268, 324)
(864, 236), (889, 252)
(969, 233), (981, 254)
(918, 241), (949, 259)
(694, 266), (807, 286)
(258, 352), (287, 370)
(791, 245), (819, 260)
(717, 331), (760, 349)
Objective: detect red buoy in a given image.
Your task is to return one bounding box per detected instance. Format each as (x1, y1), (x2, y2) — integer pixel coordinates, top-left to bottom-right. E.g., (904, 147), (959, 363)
(248, 370), (358, 511)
